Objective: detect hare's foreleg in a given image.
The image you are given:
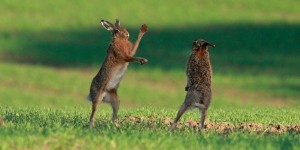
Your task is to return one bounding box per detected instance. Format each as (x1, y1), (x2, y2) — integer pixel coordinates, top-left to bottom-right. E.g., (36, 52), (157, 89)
(185, 78), (192, 91)
(125, 56), (148, 65)
(131, 24), (147, 55)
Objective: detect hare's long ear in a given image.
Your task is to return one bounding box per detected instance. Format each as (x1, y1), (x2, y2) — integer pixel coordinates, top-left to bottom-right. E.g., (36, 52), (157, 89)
(115, 19), (121, 30)
(101, 20), (114, 31)
(203, 41), (215, 48)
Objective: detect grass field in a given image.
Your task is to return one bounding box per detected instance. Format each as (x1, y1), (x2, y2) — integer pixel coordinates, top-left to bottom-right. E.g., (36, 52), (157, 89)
(0, 0), (300, 149)
(0, 107), (300, 149)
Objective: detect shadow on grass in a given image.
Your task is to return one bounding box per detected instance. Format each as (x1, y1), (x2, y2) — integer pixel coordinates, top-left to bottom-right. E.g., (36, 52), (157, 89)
(1, 23), (300, 76)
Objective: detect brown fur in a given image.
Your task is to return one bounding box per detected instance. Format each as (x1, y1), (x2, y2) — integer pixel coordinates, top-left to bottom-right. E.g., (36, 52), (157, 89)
(172, 39), (215, 130)
(88, 20), (148, 127)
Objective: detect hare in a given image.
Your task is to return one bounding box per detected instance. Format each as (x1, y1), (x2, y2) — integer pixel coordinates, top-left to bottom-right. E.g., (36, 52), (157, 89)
(87, 19), (148, 127)
(172, 39), (215, 130)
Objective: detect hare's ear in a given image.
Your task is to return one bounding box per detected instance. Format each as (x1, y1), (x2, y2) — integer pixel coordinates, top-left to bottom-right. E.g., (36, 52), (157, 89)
(115, 19), (121, 30)
(203, 41), (215, 48)
(100, 20), (114, 31)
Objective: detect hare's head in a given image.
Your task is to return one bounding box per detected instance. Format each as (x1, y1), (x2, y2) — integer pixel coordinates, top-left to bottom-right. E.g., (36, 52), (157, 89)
(101, 19), (130, 39)
(192, 39), (215, 51)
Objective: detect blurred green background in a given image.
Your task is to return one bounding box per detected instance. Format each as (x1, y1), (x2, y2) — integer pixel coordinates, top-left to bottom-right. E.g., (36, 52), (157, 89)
(0, 0), (299, 108)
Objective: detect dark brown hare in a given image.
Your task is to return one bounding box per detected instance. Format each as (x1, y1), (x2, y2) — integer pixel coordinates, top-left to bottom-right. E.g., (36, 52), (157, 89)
(172, 39), (215, 130)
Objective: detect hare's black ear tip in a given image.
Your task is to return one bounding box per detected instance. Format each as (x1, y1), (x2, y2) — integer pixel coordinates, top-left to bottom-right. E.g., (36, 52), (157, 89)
(101, 20), (104, 22)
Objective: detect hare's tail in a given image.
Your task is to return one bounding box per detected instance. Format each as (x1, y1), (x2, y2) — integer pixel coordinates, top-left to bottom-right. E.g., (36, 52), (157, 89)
(86, 94), (92, 102)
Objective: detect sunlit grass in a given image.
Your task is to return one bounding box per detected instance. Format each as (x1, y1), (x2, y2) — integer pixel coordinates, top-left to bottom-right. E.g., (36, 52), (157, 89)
(1, 0), (300, 31)
(0, 107), (299, 150)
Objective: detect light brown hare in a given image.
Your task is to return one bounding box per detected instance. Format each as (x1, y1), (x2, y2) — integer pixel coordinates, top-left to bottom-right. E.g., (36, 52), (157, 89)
(172, 39), (215, 130)
(87, 19), (148, 127)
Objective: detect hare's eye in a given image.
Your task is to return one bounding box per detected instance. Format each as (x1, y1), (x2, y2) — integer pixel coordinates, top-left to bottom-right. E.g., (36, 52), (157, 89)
(193, 41), (197, 45)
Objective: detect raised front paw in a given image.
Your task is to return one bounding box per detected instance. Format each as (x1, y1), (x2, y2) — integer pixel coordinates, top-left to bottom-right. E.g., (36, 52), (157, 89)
(140, 24), (148, 33)
(185, 86), (189, 91)
(139, 58), (148, 65)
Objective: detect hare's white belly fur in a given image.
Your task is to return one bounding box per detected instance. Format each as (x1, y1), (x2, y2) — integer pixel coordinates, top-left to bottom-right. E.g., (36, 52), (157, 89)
(87, 64), (128, 102)
(106, 64), (128, 90)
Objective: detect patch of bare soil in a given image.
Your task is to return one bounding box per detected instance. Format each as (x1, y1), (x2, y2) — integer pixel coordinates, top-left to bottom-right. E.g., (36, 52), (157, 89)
(120, 116), (300, 134)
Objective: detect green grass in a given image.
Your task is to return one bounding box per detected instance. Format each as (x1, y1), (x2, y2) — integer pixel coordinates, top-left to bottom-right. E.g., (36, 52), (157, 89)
(0, 61), (299, 149)
(1, 0), (300, 30)
(0, 0), (300, 149)
(1, 107), (299, 150)
(1, 62), (299, 108)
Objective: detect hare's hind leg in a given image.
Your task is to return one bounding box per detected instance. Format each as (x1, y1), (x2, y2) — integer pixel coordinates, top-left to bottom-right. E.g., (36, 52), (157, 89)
(194, 102), (207, 129)
(171, 91), (199, 130)
(199, 107), (207, 129)
(90, 91), (105, 127)
(171, 103), (188, 130)
(198, 97), (210, 129)
(108, 89), (119, 123)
